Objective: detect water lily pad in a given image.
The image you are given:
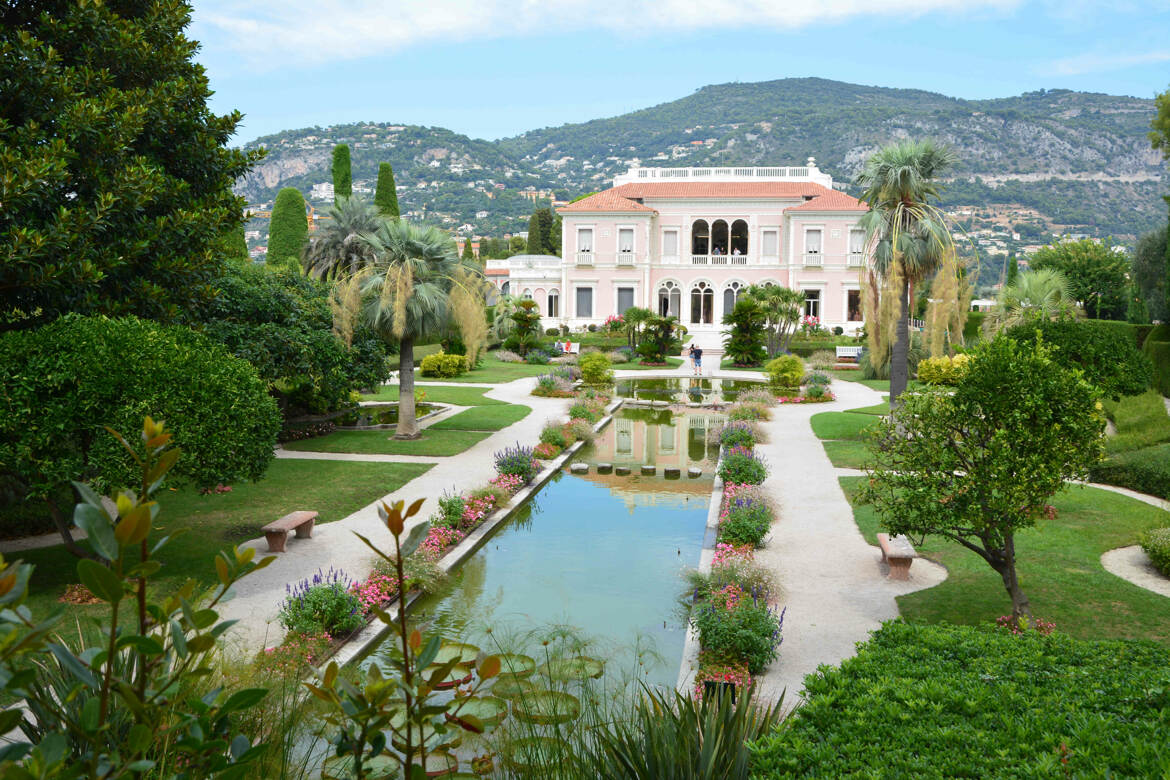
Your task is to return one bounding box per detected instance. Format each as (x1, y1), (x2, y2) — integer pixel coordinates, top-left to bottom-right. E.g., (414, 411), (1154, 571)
(422, 751), (457, 777)
(513, 690), (581, 725)
(494, 652), (535, 679)
(431, 665), (474, 690)
(430, 641), (480, 670)
(502, 736), (560, 773)
(450, 695), (508, 729)
(542, 655), (605, 681)
(491, 677), (537, 699)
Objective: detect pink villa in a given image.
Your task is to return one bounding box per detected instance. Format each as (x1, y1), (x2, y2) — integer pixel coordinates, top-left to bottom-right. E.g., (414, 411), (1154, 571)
(485, 161), (871, 341)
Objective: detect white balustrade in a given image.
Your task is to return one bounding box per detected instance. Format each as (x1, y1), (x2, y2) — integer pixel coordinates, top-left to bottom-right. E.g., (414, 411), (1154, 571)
(576, 252), (594, 266)
(616, 252), (636, 267)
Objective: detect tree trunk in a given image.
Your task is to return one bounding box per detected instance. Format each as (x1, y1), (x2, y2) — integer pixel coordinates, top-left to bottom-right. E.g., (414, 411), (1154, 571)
(46, 495), (97, 559)
(994, 534), (1032, 620)
(395, 338), (421, 440)
(889, 276), (911, 409)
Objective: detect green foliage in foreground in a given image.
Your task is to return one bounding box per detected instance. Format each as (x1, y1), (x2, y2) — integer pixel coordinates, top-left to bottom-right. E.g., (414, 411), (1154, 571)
(750, 622), (1170, 778)
(1006, 318), (1153, 398)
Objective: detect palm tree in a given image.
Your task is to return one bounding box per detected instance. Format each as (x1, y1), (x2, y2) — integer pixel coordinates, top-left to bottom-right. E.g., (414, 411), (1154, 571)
(744, 284), (805, 357)
(856, 140), (959, 407)
(303, 196), (382, 279)
(984, 268), (1080, 334)
(359, 220), (469, 439)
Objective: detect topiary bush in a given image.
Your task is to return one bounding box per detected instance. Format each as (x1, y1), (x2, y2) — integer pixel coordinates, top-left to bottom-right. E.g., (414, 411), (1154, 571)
(750, 621), (1170, 777)
(579, 352), (613, 385)
(1007, 319), (1153, 398)
(1143, 337), (1170, 396)
(765, 354), (804, 389)
(0, 315), (279, 541)
(1140, 527), (1170, 576)
(420, 351), (468, 378)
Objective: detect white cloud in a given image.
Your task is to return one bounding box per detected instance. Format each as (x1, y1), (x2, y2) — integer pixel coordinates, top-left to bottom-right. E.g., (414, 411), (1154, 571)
(193, 0), (1020, 67)
(1046, 48), (1170, 76)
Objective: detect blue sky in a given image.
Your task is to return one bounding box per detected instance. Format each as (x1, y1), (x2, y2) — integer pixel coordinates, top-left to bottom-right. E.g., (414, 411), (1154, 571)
(190, 0), (1170, 144)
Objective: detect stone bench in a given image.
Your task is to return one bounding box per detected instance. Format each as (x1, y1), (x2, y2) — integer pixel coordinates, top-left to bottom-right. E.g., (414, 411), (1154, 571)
(876, 532), (917, 580)
(262, 510), (318, 552)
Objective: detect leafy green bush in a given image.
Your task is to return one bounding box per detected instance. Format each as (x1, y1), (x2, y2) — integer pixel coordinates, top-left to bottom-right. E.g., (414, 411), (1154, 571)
(916, 353), (972, 385)
(1007, 319), (1153, 397)
(579, 352), (613, 385)
(722, 299), (767, 366)
(0, 315), (279, 542)
(1090, 444), (1170, 499)
(539, 422), (570, 448)
(719, 503), (772, 548)
(569, 402), (603, 424)
(963, 311), (986, 343)
(765, 354), (804, 388)
(1140, 527), (1170, 576)
(279, 574), (364, 637)
(691, 592), (783, 674)
(420, 351), (467, 378)
(750, 621), (1170, 777)
(719, 422), (757, 449)
(718, 447), (768, 485)
(1144, 339), (1170, 396)
(525, 349), (550, 365)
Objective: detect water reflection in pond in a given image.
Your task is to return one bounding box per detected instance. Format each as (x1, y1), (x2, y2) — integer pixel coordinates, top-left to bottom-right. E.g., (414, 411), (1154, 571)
(581, 407), (724, 471)
(614, 377), (764, 405)
(337, 402), (441, 428)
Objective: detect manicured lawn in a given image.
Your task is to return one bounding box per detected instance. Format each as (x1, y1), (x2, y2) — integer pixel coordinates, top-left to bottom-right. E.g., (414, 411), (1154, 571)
(362, 385), (506, 406)
(822, 440), (872, 470)
(828, 371), (925, 393)
(429, 404), (531, 431)
(840, 476), (1170, 645)
(810, 409), (880, 440)
(283, 429), (490, 456)
(18, 459), (433, 621)
(438, 354), (552, 383)
(846, 402), (890, 416)
(1104, 389), (1170, 454)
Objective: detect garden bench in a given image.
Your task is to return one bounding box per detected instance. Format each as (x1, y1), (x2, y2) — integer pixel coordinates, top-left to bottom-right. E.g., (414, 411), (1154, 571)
(554, 341), (581, 354)
(836, 346), (863, 362)
(876, 532), (917, 580)
(262, 510), (318, 552)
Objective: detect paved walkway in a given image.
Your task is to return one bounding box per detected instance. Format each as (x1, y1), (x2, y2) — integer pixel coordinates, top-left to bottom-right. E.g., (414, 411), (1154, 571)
(749, 379), (947, 705)
(1101, 546), (1170, 599)
(219, 376), (571, 653)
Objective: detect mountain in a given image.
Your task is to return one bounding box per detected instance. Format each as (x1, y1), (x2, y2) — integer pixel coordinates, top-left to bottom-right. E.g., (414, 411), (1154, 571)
(237, 78), (1166, 247)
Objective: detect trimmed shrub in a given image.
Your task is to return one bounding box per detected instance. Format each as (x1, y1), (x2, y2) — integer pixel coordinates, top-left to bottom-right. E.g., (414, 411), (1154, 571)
(750, 621), (1170, 777)
(917, 353), (972, 385)
(718, 447), (768, 485)
(579, 352), (614, 385)
(0, 315), (278, 512)
(420, 351), (467, 378)
(1144, 339), (1170, 396)
(493, 443), (540, 484)
(765, 354), (804, 388)
(1140, 527), (1170, 576)
(545, 328), (560, 336)
(1089, 444), (1170, 499)
(1007, 319), (1153, 397)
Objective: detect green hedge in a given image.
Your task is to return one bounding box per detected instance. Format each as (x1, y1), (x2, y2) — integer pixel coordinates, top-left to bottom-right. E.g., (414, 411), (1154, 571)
(1006, 318), (1153, 397)
(1089, 443), (1170, 499)
(750, 622), (1170, 777)
(962, 311), (985, 342)
(1140, 527), (1170, 576)
(1143, 339), (1170, 396)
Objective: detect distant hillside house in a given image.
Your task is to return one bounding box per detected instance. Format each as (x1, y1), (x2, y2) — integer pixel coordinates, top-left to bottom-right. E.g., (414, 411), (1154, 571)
(493, 162), (871, 334)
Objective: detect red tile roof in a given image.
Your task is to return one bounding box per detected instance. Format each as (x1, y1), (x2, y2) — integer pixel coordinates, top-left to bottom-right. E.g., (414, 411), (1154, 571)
(484, 268), (509, 276)
(558, 181), (866, 213)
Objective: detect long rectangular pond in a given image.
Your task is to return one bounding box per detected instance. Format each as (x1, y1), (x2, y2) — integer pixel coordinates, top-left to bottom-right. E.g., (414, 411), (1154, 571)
(364, 408), (721, 689)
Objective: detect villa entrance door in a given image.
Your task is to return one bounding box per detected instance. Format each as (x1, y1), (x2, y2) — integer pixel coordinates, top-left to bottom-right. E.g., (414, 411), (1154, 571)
(689, 282), (714, 327)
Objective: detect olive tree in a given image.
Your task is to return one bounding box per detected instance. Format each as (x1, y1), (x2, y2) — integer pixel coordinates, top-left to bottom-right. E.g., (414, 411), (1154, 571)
(861, 337), (1104, 619)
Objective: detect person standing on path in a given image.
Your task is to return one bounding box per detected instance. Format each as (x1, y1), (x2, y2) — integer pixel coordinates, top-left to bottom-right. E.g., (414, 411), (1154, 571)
(690, 345), (703, 376)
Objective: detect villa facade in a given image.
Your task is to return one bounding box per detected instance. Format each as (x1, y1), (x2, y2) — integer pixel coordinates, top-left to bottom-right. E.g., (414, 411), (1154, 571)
(486, 161), (872, 338)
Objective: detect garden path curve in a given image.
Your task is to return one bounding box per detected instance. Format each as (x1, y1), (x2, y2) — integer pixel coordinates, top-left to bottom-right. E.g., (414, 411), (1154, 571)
(1101, 546), (1170, 599)
(219, 377), (571, 652)
(750, 380), (947, 706)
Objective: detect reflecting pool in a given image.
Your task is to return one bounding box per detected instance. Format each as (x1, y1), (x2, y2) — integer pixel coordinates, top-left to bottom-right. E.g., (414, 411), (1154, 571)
(614, 376), (764, 405)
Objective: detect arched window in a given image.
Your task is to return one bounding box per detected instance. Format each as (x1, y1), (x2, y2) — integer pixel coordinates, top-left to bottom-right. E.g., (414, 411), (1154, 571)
(722, 280), (744, 315)
(500, 281), (510, 296)
(690, 281), (714, 325)
(711, 220), (729, 256)
(691, 220), (710, 256)
(522, 288), (533, 302)
(657, 281), (681, 318)
(730, 220), (749, 256)
(547, 289), (560, 317)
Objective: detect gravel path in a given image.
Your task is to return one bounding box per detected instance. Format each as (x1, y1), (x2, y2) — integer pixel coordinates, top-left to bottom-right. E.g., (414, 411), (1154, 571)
(1101, 546), (1170, 599)
(218, 377), (570, 652)
(749, 380), (947, 705)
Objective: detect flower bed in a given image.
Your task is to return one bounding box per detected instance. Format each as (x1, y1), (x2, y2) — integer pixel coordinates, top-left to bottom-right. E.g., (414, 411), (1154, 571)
(777, 392), (835, 404)
(718, 483), (773, 548)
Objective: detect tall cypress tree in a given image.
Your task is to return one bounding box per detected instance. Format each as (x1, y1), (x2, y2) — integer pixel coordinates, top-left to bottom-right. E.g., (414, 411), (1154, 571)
(374, 162), (400, 217)
(547, 214), (562, 257)
(1005, 253), (1019, 286)
(332, 144), (352, 201)
(526, 211), (543, 254)
(0, 0), (260, 330)
(462, 238), (475, 260)
(268, 188), (308, 271)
